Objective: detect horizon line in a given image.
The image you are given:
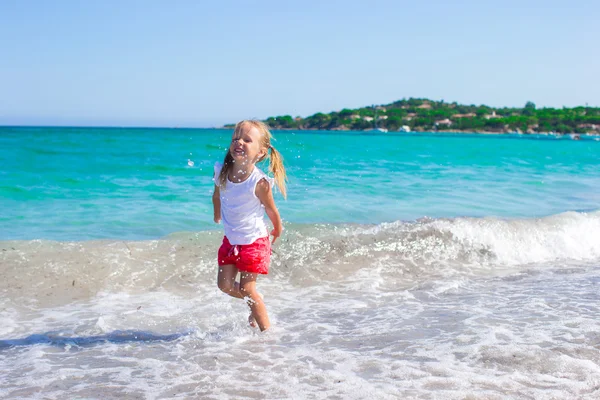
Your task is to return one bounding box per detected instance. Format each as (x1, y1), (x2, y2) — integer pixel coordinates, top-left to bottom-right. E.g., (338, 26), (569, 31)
(0, 123), (229, 130)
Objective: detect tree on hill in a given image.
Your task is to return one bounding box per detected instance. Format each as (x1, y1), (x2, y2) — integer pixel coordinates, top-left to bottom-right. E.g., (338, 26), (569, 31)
(523, 101), (536, 116)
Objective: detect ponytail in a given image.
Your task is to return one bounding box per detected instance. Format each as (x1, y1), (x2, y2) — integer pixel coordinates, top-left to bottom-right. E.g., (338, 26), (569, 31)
(267, 145), (287, 199)
(218, 152), (234, 189)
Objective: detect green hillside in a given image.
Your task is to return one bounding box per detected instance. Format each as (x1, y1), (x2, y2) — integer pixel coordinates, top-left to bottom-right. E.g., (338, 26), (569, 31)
(247, 99), (600, 134)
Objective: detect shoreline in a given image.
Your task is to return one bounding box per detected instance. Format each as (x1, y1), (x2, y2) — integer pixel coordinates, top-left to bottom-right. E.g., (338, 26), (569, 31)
(2, 125), (597, 136)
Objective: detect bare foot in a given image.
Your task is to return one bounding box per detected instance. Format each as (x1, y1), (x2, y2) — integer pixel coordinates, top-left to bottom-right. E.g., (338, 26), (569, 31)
(248, 313), (257, 328)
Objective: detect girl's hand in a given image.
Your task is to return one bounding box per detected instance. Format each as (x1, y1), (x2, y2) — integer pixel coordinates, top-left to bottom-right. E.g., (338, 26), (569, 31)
(270, 227), (282, 244)
(214, 215), (221, 224)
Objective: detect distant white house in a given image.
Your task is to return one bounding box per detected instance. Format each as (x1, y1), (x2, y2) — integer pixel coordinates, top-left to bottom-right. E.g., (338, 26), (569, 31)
(377, 115), (388, 120)
(435, 118), (453, 126)
(399, 125), (411, 132)
(363, 116), (374, 122)
(578, 123), (598, 132)
(484, 111), (502, 119)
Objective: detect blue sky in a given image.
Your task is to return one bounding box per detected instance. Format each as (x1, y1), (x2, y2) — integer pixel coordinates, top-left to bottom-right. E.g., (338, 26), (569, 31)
(1, 0), (598, 127)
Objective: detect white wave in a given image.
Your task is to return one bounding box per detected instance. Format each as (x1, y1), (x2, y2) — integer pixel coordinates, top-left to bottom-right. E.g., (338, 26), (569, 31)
(428, 210), (600, 266)
(1, 211), (599, 303)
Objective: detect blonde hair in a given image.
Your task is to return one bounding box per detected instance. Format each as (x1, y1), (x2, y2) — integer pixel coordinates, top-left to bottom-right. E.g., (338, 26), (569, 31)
(218, 120), (287, 199)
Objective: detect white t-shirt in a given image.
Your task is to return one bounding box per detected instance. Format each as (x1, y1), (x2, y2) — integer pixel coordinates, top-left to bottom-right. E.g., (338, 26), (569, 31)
(213, 162), (274, 245)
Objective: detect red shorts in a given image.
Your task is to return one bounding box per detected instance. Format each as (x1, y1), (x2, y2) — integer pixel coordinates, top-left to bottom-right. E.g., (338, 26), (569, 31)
(218, 236), (271, 275)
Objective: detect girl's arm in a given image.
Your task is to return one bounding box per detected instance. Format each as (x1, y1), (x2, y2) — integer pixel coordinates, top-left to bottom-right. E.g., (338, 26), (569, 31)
(255, 178), (282, 243)
(212, 185), (221, 223)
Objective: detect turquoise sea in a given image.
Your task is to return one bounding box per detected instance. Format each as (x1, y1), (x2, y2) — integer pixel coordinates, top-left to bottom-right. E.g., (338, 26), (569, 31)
(1, 126), (599, 240)
(1, 126), (600, 399)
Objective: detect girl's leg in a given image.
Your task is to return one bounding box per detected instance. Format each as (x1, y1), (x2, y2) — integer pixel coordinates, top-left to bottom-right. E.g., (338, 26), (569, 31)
(240, 272), (270, 331)
(217, 264), (244, 299)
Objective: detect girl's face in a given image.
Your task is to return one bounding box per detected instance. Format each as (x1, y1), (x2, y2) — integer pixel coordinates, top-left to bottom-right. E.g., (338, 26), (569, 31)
(229, 124), (266, 165)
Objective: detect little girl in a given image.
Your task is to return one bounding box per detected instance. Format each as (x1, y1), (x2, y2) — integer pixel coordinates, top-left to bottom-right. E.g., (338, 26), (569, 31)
(212, 120), (287, 331)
